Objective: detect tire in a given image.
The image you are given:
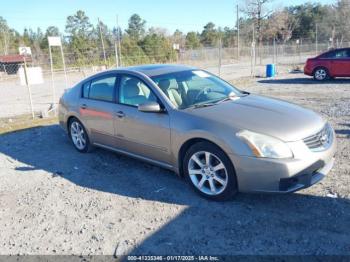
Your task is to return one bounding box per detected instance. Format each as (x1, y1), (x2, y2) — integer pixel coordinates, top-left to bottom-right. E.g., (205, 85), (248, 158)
(68, 117), (93, 153)
(313, 67), (329, 81)
(183, 142), (238, 201)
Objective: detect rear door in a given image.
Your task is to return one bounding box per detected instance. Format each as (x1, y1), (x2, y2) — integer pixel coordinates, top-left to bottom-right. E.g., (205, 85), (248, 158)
(79, 74), (117, 146)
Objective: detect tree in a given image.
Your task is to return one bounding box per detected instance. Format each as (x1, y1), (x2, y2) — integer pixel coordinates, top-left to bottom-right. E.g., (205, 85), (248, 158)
(126, 14), (146, 41)
(185, 32), (201, 49)
(121, 35), (149, 65)
(0, 16), (11, 54)
(287, 3), (328, 42)
(66, 10), (93, 36)
(65, 10), (94, 62)
(172, 29), (185, 48)
(46, 26), (60, 37)
(333, 0), (350, 46)
(140, 31), (176, 63)
(96, 19), (113, 50)
(22, 28), (31, 46)
(222, 27), (236, 47)
(243, 0), (272, 46)
(265, 10), (297, 43)
(200, 22), (219, 47)
(40, 26), (60, 50)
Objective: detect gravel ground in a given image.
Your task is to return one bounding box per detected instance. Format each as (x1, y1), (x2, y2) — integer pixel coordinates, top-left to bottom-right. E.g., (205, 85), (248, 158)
(0, 73), (349, 256)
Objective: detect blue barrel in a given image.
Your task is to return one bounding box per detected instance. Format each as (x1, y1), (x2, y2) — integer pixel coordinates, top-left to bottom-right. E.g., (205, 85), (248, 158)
(266, 64), (276, 78)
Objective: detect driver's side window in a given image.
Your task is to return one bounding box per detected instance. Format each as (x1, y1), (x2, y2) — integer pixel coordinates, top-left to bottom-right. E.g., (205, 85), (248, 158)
(119, 75), (157, 107)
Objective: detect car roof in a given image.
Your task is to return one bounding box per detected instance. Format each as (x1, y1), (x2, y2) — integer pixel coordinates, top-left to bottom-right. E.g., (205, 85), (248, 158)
(322, 47), (350, 54)
(115, 64), (197, 77)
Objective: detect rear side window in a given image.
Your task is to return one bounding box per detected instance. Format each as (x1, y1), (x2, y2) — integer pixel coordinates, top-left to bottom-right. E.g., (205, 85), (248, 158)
(88, 76), (116, 102)
(321, 50), (350, 59)
(320, 51), (335, 58)
(334, 50), (348, 58)
(82, 82), (90, 98)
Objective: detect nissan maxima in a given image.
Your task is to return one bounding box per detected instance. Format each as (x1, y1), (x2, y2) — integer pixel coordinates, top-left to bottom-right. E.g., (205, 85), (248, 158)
(59, 64), (336, 200)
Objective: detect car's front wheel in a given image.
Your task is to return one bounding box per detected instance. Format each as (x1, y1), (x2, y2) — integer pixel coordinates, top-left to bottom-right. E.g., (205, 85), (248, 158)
(69, 118), (92, 153)
(183, 142), (238, 201)
(313, 67), (329, 81)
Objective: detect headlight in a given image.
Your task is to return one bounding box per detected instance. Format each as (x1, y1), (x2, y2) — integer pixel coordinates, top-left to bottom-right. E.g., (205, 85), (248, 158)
(237, 130), (293, 159)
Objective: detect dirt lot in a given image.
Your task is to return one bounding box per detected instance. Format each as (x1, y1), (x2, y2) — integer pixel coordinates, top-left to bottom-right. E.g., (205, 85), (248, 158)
(0, 73), (349, 256)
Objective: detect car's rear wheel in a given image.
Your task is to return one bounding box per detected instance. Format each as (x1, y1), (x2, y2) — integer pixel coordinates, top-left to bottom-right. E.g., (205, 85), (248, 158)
(69, 118), (92, 153)
(313, 67), (329, 81)
(183, 142), (238, 201)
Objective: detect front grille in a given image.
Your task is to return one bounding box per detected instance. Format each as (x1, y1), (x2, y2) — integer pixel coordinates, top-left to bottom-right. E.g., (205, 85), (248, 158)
(303, 124), (333, 152)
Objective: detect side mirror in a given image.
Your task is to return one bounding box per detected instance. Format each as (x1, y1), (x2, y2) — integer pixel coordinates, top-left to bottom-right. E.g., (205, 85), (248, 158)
(138, 102), (162, 113)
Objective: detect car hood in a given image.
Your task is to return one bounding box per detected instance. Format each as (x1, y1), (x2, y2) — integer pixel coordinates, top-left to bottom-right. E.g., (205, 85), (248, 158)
(187, 94), (325, 142)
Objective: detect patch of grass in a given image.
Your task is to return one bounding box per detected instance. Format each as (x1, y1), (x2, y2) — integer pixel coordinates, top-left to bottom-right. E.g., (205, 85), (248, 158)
(0, 115), (58, 135)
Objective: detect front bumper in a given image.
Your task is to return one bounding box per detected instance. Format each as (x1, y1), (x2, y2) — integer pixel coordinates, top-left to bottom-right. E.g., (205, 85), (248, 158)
(304, 66), (313, 76)
(278, 157), (334, 193)
(229, 132), (336, 193)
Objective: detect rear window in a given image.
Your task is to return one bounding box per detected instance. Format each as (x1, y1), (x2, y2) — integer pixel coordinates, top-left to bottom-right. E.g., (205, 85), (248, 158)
(84, 76), (116, 102)
(320, 49), (350, 59)
(82, 81), (90, 98)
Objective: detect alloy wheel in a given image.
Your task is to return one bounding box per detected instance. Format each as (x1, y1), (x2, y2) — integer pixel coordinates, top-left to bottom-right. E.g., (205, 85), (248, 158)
(70, 121), (87, 150)
(315, 69), (327, 81)
(188, 151), (228, 196)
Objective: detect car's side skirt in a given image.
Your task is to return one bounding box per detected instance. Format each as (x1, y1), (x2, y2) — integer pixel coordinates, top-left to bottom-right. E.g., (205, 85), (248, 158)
(93, 142), (175, 171)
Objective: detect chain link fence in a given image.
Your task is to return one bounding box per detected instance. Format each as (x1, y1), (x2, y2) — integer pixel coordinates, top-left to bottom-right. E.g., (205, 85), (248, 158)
(0, 40), (348, 121)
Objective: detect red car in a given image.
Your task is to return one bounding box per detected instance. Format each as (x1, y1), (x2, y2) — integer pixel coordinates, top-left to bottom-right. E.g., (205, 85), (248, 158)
(304, 48), (350, 81)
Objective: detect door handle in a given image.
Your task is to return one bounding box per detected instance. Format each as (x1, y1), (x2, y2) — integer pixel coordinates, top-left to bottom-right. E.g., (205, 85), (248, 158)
(116, 111), (125, 118)
(80, 104), (87, 109)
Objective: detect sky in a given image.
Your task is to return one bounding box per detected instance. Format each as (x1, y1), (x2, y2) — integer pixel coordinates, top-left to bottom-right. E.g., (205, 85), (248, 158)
(1, 0), (335, 34)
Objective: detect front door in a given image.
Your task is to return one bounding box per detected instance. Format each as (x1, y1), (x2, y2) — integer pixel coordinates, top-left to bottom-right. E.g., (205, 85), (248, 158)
(330, 49), (350, 76)
(114, 75), (171, 164)
(79, 74), (117, 146)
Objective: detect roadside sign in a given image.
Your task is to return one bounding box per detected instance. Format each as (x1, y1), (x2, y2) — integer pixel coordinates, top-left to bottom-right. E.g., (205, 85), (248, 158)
(48, 36), (67, 104)
(173, 43), (180, 50)
(19, 66), (44, 86)
(48, 36), (62, 46)
(18, 46), (32, 56)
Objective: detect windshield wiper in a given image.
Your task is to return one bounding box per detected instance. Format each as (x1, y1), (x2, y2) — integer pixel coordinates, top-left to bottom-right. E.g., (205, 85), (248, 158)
(192, 102), (217, 109)
(213, 96), (233, 104)
(189, 91), (244, 109)
(190, 94), (236, 109)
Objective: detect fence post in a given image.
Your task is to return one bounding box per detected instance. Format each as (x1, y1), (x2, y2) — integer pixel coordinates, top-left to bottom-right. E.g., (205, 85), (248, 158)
(98, 18), (107, 67)
(60, 44), (68, 89)
(115, 42), (119, 68)
(23, 57), (34, 119)
(251, 41), (256, 77)
(315, 23), (318, 56)
(236, 4), (240, 60)
(273, 36), (276, 64)
(116, 15), (122, 67)
(218, 38), (222, 77)
(48, 45), (56, 106)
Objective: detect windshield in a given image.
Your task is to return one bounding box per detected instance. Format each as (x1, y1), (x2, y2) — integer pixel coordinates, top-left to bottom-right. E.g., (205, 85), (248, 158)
(151, 70), (244, 109)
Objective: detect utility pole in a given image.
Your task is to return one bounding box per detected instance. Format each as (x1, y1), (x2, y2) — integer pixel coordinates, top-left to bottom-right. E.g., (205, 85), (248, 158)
(218, 38), (222, 77)
(116, 15), (122, 67)
(23, 56), (34, 119)
(273, 36), (276, 64)
(251, 23), (256, 77)
(315, 23), (318, 55)
(98, 18), (107, 66)
(236, 4), (240, 60)
(331, 26), (335, 48)
(114, 42), (119, 68)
